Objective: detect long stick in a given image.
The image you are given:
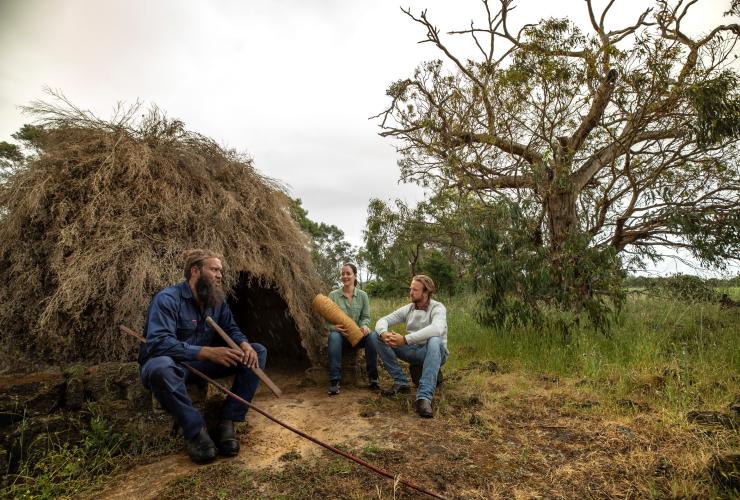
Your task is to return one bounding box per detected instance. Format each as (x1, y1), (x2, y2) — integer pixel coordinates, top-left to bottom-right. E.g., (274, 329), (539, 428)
(205, 316), (282, 397)
(121, 324), (445, 499)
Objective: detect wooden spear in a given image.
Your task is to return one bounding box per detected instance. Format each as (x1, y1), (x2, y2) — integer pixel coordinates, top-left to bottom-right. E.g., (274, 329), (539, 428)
(205, 316), (282, 398)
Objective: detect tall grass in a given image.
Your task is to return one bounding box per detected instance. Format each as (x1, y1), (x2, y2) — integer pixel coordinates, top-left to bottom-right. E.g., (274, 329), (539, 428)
(369, 293), (739, 410)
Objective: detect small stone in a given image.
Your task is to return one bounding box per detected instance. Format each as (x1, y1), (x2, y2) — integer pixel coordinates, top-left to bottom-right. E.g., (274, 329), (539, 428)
(687, 410), (738, 429)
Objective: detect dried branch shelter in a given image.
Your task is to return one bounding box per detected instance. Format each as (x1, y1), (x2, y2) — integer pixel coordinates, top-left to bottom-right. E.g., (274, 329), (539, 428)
(0, 103), (325, 372)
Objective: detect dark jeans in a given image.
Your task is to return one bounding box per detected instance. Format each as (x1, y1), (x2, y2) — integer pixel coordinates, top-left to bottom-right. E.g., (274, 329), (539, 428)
(140, 343), (267, 439)
(327, 331), (378, 383)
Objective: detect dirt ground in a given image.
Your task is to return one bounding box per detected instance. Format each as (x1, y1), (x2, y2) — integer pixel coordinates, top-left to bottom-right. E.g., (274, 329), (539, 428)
(89, 366), (738, 499)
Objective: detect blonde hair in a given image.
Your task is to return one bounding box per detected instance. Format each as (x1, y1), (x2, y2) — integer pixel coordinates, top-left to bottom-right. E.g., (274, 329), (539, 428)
(412, 274), (436, 297)
(182, 249), (222, 279)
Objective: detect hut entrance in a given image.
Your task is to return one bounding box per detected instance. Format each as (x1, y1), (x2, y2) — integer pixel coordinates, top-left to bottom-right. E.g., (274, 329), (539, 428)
(228, 272), (310, 370)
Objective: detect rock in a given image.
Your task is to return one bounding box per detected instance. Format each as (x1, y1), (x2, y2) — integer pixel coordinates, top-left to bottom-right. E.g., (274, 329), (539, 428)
(302, 366), (326, 386)
(616, 399), (649, 412)
(731, 403), (740, 417)
(5, 413), (83, 474)
(687, 410), (738, 429)
(126, 382), (152, 412)
(83, 362), (139, 402)
(0, 370), (65, 422)
(65, 377), (84, 410)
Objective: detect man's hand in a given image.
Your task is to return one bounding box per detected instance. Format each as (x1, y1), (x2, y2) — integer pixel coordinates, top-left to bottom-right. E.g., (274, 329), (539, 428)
(381, 331), (407, 348)
(197, 346), (244, 367)
(240, 341), (259, 369)
(360, 326), (370, 336)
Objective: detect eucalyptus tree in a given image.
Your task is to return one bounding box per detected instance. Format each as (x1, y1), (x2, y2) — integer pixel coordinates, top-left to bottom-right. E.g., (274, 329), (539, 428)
(376, 0), (740, 319)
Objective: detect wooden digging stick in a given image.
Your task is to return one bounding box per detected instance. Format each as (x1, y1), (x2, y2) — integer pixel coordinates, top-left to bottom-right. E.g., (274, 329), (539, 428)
(205, 316), (282, 398)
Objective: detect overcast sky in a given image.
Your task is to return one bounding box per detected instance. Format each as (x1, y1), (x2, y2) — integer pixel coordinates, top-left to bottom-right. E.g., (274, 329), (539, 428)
(0, 0), (735, 276)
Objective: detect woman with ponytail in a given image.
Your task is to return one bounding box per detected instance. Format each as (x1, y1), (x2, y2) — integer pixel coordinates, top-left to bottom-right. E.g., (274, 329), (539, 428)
(326, 262), (378, 395)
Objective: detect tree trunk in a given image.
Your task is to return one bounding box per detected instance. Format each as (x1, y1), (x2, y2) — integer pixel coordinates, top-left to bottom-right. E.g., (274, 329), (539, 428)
(546, 187), (579, 278)
(547, 189), (578, 254)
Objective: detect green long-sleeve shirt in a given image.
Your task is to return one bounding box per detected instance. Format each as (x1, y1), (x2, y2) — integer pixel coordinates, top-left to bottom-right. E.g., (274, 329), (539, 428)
(327, 287), (371, 329)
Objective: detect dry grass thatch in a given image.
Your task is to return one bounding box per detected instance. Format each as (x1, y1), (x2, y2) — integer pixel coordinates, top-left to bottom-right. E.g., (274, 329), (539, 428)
(0, 94), (325, 370)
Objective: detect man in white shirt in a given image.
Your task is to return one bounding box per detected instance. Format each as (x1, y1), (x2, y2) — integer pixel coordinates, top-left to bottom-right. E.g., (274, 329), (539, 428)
(369, 275), (448, 418)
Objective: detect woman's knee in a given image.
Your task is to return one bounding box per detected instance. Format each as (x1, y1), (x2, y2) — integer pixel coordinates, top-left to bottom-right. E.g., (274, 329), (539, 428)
(328, 330), (343, 347)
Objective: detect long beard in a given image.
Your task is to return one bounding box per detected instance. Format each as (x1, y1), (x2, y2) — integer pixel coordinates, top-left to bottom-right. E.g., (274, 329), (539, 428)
(196, 275), (226, 308)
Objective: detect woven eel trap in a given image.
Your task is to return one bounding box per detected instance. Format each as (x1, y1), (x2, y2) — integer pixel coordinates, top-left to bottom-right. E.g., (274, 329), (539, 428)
(311, 293), (364, 346)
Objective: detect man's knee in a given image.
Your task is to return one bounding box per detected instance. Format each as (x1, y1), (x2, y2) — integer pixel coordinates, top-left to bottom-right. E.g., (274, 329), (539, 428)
(368, 331), (380, 346)
(422, 338), (445, 366)
(426, 336), (443, 352)
(252, 342), (267, 368)
(141, 356), (183, 390)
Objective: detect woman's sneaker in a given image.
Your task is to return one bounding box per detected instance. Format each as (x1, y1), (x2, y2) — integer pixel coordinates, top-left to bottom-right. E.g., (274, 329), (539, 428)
(327, 381), (340, 395)
(368, 378), (380, 390)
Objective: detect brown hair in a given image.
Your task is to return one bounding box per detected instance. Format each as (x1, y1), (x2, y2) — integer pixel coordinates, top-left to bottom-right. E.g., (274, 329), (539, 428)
(183, 249), (222, 279)
(412, 274), (436, 297)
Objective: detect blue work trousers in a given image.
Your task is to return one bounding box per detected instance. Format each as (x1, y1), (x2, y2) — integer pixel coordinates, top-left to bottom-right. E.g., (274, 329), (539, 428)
(140, 343), (267, 439)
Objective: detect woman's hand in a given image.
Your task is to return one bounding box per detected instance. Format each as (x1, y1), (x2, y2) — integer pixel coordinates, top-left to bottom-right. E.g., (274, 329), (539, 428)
(335, 324), (349, 338)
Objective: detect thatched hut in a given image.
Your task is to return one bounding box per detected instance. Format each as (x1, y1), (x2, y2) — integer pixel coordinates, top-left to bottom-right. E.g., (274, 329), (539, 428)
(0, 100), (325, 372)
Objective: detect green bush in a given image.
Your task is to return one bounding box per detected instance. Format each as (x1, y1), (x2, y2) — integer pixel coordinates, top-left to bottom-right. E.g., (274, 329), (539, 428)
(648, 274), (720, 302)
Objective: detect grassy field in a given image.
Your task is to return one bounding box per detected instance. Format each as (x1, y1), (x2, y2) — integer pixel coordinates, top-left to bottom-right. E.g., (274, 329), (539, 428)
(371, 292), (739, 413)
(149, 292), (738, 498)
(717, 286), (740, 300)
(4, 292), (738, 498)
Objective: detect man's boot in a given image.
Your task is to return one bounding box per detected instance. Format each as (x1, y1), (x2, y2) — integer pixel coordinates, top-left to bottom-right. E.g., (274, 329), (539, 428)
(415, 399), (433, 418)
(185, 427), (217, 464)
(216, 420), (240, 456)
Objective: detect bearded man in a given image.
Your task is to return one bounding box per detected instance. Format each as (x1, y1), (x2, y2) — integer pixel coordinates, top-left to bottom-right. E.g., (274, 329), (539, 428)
(369, 275), (448, 418)
(138, 249), (267, 464)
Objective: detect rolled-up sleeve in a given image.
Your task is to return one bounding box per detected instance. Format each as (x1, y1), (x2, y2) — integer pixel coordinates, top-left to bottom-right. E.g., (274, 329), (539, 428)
(144, 293), (201, 362)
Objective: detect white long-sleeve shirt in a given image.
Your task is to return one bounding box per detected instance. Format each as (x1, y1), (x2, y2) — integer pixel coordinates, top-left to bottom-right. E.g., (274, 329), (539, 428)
(375, 299), (448, 352)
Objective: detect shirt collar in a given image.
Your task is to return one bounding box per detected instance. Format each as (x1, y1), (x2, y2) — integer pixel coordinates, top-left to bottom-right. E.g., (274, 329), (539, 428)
(339, 287), (359, 298)
(414, 299), (430, 311)
(179, 280), (193, 300)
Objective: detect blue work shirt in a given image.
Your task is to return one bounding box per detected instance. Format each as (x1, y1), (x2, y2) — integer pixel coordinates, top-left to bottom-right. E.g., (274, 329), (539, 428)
(138, 281), (248, 365)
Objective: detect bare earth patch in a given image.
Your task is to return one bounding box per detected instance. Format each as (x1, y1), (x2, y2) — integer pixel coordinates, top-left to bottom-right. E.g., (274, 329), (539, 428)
(90, 369), (739, 499)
